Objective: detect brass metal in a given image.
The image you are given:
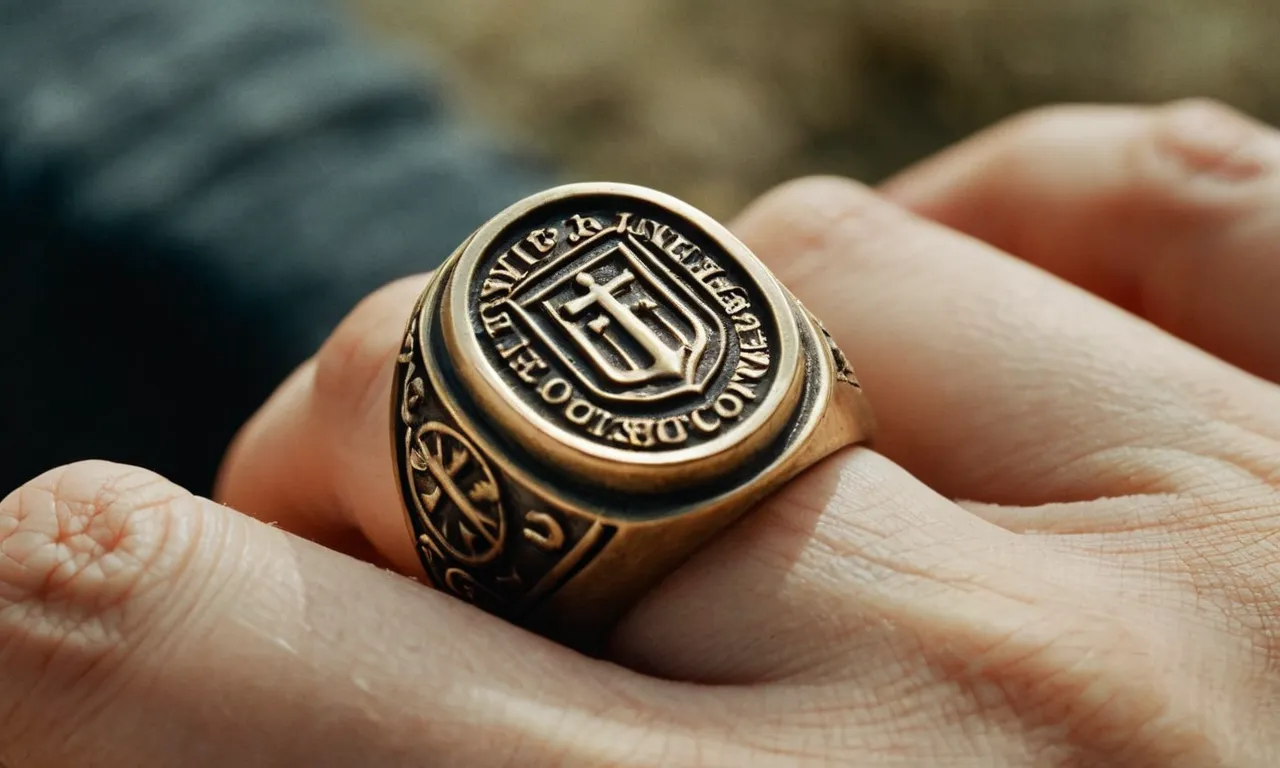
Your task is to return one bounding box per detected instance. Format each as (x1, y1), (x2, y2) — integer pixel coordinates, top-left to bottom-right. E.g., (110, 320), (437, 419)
(391, 182), (874, 645)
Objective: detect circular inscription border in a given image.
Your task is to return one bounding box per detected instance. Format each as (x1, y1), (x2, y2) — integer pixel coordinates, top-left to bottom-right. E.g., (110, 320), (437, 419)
(442, 183), (803, 491)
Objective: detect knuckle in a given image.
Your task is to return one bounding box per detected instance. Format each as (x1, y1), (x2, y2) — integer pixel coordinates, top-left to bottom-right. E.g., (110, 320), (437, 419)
(1142, 98), (1274, 191)
(751, 174), (874, 212)
(984, 103), (1121, 167)
(1167, 488), (1280, 667)
(1097, 443), (1280, 676)
(0, 460), (204, 662)
(312, 275), (428, 424)
(994, 99), (1274, 203)
(998, 103), (1100, 142)
(930, 606), (1223, 764)
(747, 175), (884, 241)
(738, 175), (911, 273)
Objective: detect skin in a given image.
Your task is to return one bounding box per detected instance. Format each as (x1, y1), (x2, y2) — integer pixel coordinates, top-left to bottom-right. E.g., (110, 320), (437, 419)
(3, 98), (1280, 766)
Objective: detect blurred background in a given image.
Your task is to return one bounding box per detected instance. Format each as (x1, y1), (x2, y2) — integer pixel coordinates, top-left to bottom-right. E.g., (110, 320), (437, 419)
(5, 0), (1280, 495)
(352, 0), (1280, 218)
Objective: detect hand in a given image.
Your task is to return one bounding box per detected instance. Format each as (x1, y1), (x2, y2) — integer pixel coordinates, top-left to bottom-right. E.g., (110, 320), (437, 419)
(4, 99), (1280, 766)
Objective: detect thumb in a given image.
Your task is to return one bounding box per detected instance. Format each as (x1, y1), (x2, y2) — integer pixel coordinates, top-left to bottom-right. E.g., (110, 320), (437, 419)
(0, 461), (678, 767)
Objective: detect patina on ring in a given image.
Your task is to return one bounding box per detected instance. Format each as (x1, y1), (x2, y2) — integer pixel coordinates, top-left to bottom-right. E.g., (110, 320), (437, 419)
(391, 182), (874, 646)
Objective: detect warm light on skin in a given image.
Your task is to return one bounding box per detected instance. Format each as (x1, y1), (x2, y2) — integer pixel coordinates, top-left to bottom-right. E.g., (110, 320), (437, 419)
(5, 101), (1280, 766)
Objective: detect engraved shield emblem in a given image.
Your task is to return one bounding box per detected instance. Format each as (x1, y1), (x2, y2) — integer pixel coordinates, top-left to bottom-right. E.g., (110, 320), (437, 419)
(509, 237), (726, 403)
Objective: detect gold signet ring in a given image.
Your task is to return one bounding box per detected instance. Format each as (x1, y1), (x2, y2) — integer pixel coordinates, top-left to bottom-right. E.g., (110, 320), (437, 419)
(391, 183), (874, 645)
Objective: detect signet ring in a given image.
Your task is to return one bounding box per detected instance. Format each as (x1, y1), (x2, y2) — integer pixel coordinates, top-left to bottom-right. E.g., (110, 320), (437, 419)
(391, 182), (875, 645)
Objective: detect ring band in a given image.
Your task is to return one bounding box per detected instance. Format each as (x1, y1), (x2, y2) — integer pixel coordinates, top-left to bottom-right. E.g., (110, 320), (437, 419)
(391, 182), (874, 644)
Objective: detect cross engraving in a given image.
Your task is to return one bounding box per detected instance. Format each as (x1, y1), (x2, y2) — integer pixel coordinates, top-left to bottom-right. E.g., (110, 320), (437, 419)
(516, 240), (717, 402)
(554, 270), (685, 385)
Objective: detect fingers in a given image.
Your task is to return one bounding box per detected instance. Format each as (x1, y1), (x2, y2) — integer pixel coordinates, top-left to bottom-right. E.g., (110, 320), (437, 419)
(730, 176), (1280, 507)
(0, 461), (681, 767)
(612, 447), (1055, 684)
(215, 171), (1280, 694)
(208, 199), (1060, 692)
(615, 167), (1280, 683)
(216, 276), (427, 574)
(882, 99), (1280, 383)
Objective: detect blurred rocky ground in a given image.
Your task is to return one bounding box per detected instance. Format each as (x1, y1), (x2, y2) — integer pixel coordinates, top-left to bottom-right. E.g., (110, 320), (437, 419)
(350, 0), (1280, 217)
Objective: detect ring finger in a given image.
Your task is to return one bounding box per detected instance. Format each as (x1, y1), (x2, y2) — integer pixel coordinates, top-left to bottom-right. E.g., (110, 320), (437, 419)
(212, 175), (1280, 681)
(218, 168), (1280, 563)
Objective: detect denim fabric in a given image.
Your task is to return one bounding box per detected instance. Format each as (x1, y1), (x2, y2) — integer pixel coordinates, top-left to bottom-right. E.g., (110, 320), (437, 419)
(0, 0), (549, 494)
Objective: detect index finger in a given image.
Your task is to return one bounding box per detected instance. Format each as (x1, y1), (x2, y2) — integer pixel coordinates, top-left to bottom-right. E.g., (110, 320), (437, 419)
(217, 276), (429, 574)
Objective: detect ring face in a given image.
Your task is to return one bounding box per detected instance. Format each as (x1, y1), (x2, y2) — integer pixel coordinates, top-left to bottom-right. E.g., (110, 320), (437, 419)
(443, 184), (804, 491)
(392, 182), (873, 635)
